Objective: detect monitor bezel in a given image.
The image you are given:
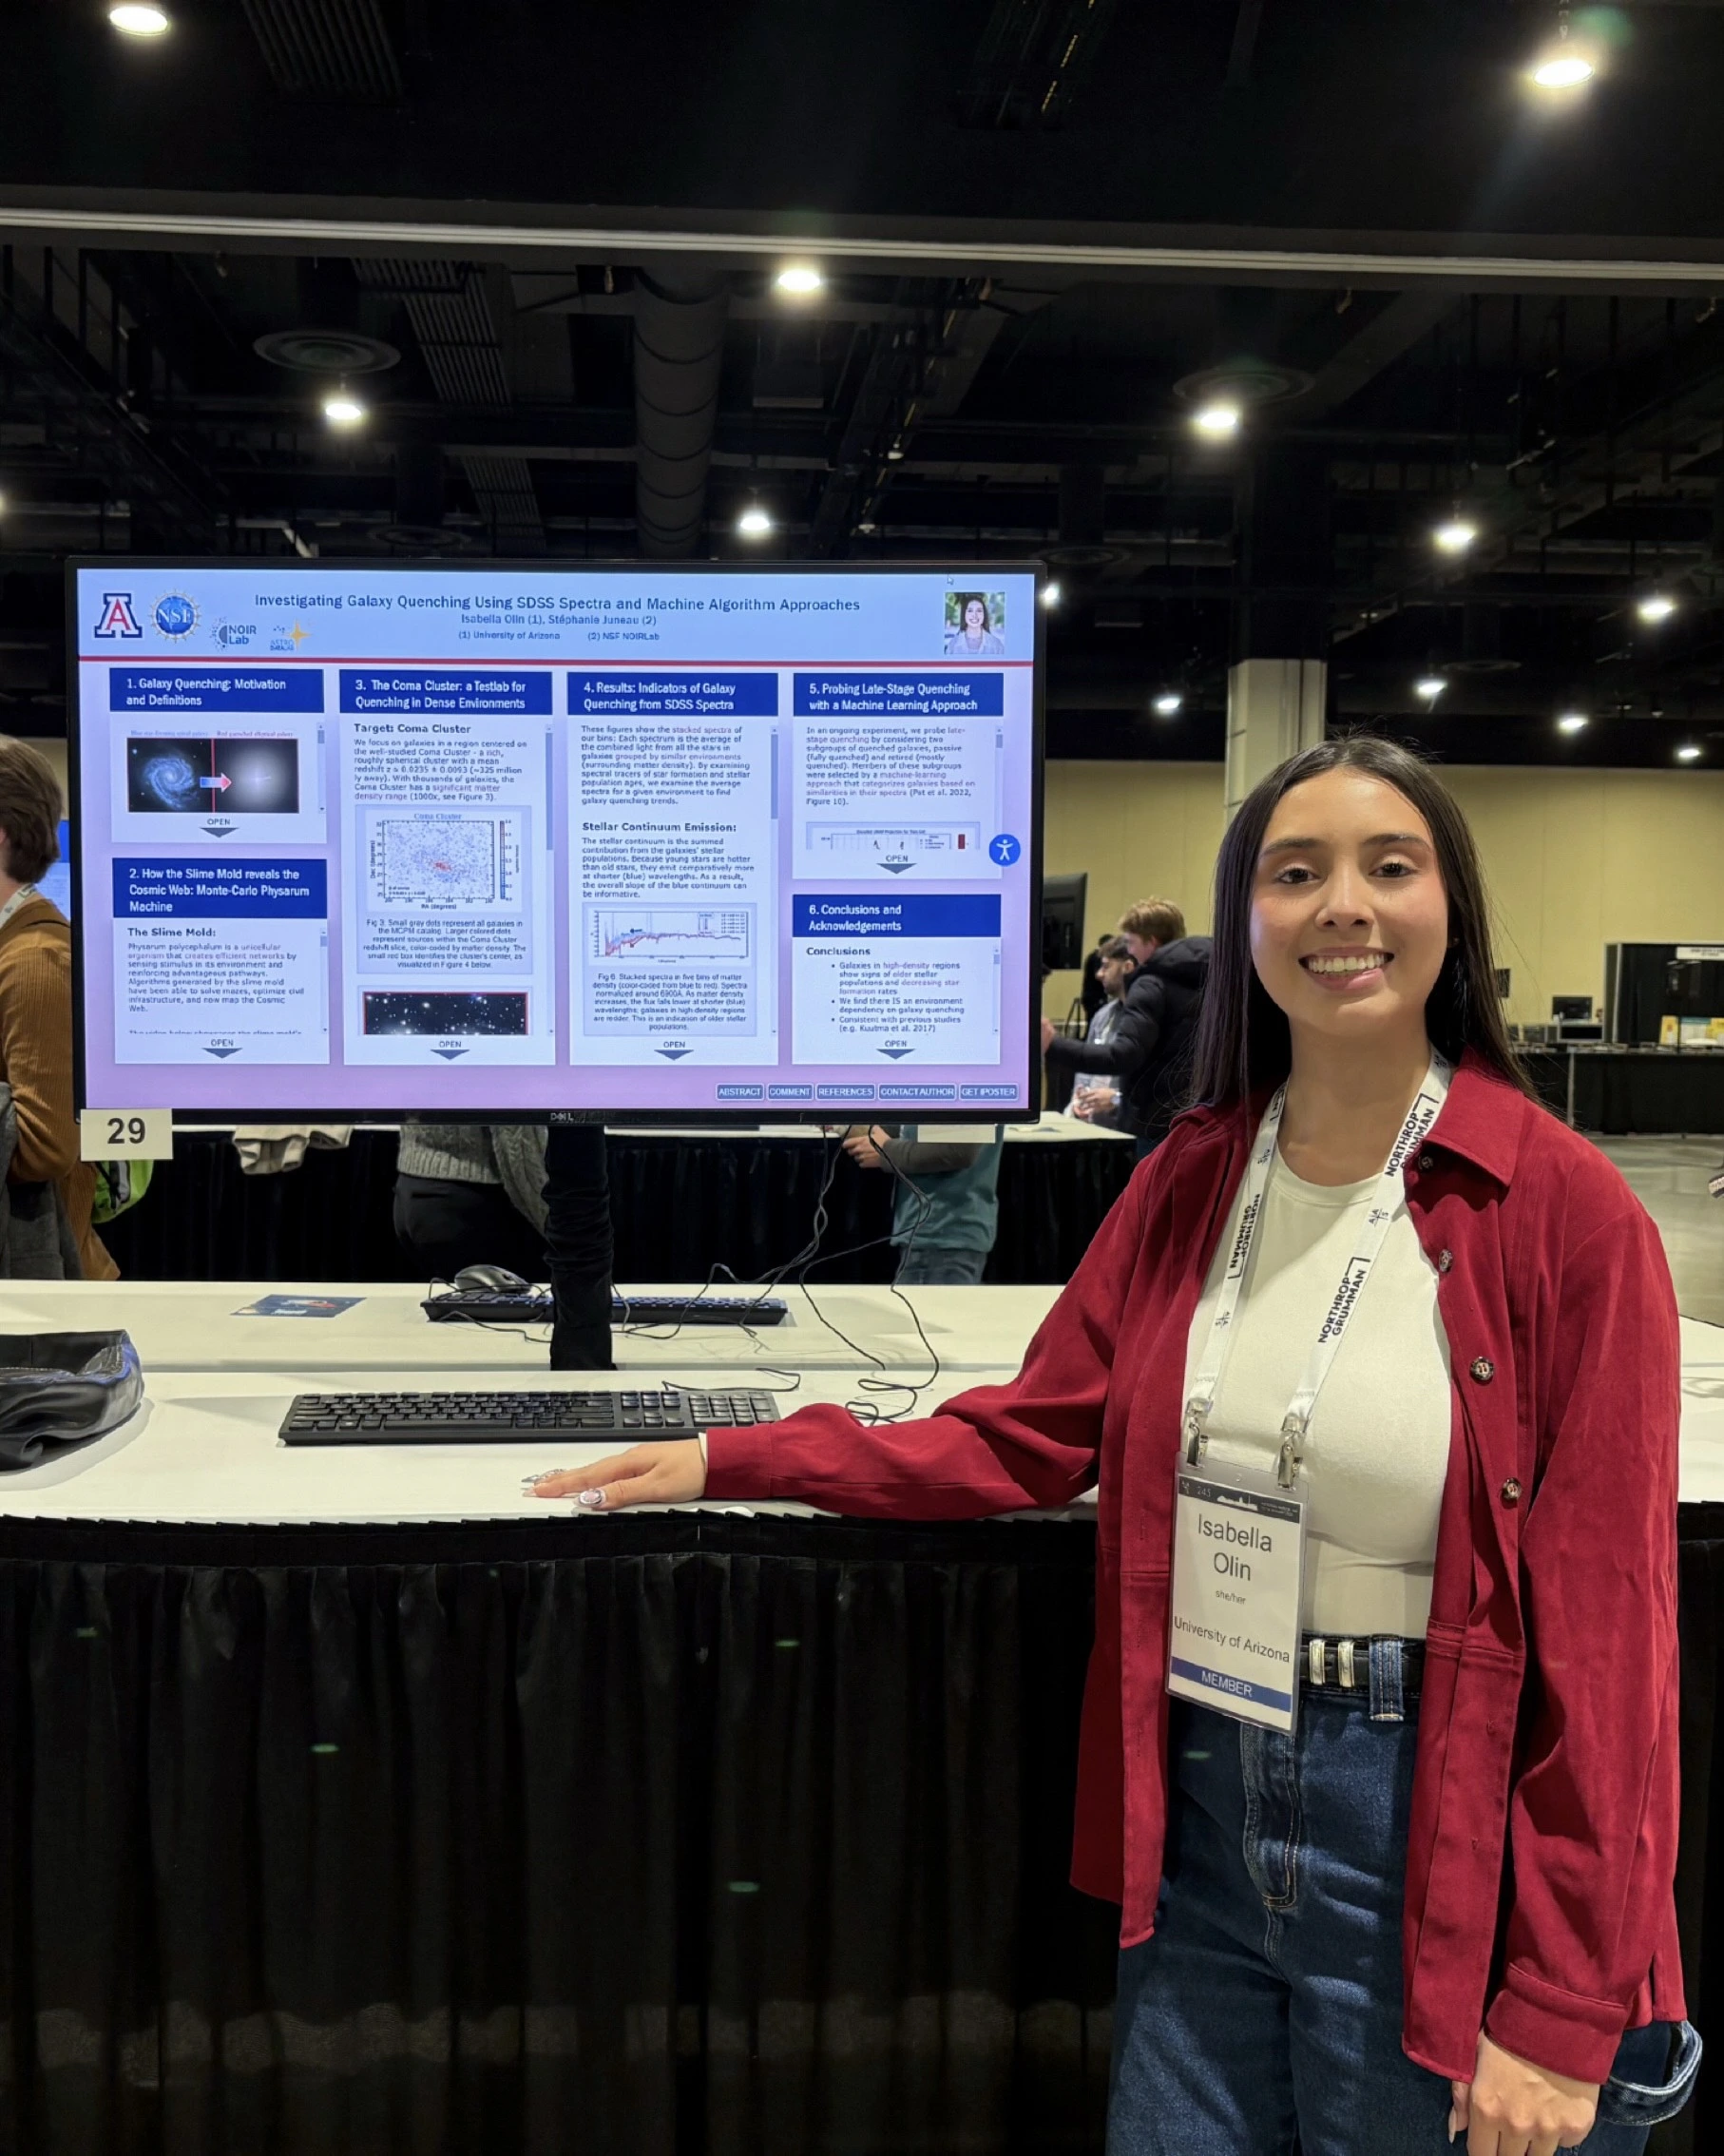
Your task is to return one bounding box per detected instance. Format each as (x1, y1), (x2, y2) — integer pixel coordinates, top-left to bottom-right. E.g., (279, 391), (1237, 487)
(67, 556), (1046, 1128)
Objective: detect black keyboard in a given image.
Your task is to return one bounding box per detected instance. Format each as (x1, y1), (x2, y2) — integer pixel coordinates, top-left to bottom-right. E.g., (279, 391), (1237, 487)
(421, 1291), (789, 1328)
(279, 1386), (782, 1445)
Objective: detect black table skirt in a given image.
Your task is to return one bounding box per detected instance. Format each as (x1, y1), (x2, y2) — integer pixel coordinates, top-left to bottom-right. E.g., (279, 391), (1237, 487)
(1520, 1050), (1724, 1136)
(0, 1513), (1117, 2156)
(100, 1129), (1137, 1288)
(0, 1508), (1717, 2155)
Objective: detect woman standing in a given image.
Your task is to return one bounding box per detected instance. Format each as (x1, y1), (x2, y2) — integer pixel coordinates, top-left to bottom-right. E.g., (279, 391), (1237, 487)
(532, 738), (1697, 2154)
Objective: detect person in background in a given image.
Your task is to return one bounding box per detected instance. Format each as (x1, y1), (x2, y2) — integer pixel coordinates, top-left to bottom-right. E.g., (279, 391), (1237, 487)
(842, 1123), (1005, 1285)
(1078, 941), (1109, 1025)
(1069, 935), (1133, 1128)
(393, 1120), (548, 1282)
(0, 738), (114, 1280)
(1043, 896), (1211, 1160)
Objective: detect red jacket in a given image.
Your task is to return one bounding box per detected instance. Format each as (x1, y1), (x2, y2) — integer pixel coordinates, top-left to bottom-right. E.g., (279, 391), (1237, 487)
(704, 1057), (1685, 2086)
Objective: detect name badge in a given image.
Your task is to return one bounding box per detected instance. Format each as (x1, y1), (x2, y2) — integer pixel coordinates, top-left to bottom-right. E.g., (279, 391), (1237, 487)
(1167, 1466), (1306, 1734)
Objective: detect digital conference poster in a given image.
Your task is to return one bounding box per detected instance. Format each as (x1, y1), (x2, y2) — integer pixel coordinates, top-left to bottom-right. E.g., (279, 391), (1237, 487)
(73, 566), (1040, 1116)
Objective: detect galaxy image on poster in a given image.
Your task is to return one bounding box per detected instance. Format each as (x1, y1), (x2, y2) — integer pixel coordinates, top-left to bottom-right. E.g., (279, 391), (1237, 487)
(125, 737), (300, 816)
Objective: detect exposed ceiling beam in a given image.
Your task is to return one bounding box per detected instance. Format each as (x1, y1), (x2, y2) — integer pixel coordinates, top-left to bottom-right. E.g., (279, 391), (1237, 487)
(1292, 290), (1458, 424)
(14, 197), (1724, 292)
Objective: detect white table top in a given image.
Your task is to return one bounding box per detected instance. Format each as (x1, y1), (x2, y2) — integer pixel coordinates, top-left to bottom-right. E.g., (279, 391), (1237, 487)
(0, 1303), (1712, 1532)
(0, 1280), (1063, 1376)
(0, 1362), (1035, 1528)
(1679, 1315), (1724, 1504)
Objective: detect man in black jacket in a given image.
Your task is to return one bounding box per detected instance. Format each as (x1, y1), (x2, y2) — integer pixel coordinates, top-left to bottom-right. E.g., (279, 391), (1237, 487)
(1042, 897), (1212, 1159)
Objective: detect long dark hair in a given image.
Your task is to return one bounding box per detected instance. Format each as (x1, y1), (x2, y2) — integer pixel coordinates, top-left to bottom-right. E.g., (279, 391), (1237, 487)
(1187, 736), (1531, 1109)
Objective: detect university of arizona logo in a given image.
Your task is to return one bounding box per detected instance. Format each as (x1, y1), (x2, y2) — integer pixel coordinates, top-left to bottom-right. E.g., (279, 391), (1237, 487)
(93, 591), (142, 639)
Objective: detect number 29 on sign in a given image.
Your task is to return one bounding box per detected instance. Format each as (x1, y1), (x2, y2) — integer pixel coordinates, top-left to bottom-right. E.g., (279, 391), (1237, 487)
(79, 1109), (173, 1161)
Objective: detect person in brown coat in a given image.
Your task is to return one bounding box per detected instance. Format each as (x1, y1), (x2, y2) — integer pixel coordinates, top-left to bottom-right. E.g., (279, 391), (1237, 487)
(0, 738), (115, 1280)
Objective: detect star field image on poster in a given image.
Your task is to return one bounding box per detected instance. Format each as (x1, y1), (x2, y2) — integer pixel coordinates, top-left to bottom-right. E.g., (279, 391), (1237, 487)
(126, 738), (300, 816)
(361, 991), (530, 1037)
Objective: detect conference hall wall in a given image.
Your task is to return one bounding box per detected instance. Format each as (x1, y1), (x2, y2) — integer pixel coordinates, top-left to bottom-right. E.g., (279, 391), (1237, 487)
(1041, 760), (1724, 1035)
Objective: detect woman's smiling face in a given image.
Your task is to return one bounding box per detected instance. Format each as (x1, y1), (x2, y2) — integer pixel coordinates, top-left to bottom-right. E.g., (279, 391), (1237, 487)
(1249, 766), (1451, 1048)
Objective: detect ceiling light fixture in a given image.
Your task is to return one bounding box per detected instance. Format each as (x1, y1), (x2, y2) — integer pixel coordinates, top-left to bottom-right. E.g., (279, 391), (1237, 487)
(1637, 593), (1676, 624)
(1152, 692), (1183, 717)
(774, 264), (824, 298)
(1041, 582), (1061, 607)
(1527, 3), (1597, 91)
(1676, 743), (1702, 762)
(1530, 48), (1595, 90)
(737, 504), (772, 538)
(1415, 676), (1446, 702)
(1433, 518), (1478, 555)
(108, 4), (172, 34)
(1557, 712), (1588, 734)
(1191, 401), (1242, 439)
(322, 389), (366, 428)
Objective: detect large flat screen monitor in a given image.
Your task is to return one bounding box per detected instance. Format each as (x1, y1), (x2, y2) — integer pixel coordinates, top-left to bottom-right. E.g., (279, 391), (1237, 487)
(70, 562), (1043, 1121)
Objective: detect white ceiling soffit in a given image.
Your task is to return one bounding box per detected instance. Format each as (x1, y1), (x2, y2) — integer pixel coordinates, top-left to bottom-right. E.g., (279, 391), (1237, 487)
(7, 200), (1724, 291)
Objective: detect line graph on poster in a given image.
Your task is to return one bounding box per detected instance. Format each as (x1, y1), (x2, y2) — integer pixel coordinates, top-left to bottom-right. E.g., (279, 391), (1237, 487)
(588, 906), (753, 963)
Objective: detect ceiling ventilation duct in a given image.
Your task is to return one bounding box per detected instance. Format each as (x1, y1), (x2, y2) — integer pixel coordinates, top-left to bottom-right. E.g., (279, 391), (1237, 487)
(354, 259), (546, 553)
(633, 268), (730, 558)
(240, 0), (404, 101)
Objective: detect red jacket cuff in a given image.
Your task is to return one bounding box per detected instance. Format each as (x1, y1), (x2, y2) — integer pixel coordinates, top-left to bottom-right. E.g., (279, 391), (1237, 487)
(703, 1425), (776, 1500)
(1485, 1963), (1628, 2086)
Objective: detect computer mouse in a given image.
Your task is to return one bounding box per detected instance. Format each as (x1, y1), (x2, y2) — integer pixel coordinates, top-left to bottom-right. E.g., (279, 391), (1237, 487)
(452, 1264), (531, 1294)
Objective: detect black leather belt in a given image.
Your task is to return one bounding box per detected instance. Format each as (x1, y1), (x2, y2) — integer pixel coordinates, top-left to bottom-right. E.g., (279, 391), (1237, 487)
(1299, 1634), (1425, 1702)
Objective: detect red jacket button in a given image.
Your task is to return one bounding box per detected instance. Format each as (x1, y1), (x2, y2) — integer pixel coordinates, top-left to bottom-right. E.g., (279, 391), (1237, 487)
(1470, 1357), (1495, 1383)
(1501, 1479), (1522, 1507)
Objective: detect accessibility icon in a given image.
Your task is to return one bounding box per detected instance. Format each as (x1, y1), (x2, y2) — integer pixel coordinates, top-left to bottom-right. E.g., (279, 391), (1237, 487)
(987, 833), (1022, 867)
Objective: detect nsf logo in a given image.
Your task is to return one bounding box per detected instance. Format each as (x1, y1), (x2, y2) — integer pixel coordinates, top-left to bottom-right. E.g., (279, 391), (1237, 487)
(152, 593), (200, 639)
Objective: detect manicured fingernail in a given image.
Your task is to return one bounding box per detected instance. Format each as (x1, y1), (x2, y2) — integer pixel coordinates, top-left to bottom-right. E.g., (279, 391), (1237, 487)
(1446, 2114), (1457, 2144)
(577, 1490), (605, 1510)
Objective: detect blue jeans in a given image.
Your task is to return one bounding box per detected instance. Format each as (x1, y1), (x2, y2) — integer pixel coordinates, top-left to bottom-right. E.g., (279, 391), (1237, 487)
(1108, 1678), (1700, 2155)
(893, 1244), (987, 1285)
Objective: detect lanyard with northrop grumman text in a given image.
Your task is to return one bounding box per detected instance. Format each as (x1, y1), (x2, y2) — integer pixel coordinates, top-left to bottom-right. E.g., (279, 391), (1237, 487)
(1165, 1050), (1453, 1732)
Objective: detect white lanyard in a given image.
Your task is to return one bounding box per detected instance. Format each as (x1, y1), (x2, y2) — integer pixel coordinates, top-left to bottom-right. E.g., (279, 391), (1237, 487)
(1183, 1050), (1453, 1490)
(0, 885), (37, 934)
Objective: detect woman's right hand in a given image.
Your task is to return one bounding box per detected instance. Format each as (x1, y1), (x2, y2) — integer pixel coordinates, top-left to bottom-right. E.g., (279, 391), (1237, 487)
(527, 1442), (708, 1510)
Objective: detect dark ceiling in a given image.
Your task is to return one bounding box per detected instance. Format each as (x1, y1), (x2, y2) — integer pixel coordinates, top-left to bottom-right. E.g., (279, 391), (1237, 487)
(7, 1), (1724, 768)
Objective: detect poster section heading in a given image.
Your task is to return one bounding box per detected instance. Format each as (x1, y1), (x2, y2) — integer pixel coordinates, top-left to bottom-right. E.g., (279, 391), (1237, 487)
(794, 895), (1001, 937)
(108, 669), (324, 712)
(339, 671), (551, 715)
(114, 859), (327, 917)
(568, 673), (777, 717)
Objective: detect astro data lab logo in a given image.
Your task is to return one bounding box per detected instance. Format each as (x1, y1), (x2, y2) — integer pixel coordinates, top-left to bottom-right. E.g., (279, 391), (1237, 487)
(152, 593), (200, 639)
(92, 591), (143, 639)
